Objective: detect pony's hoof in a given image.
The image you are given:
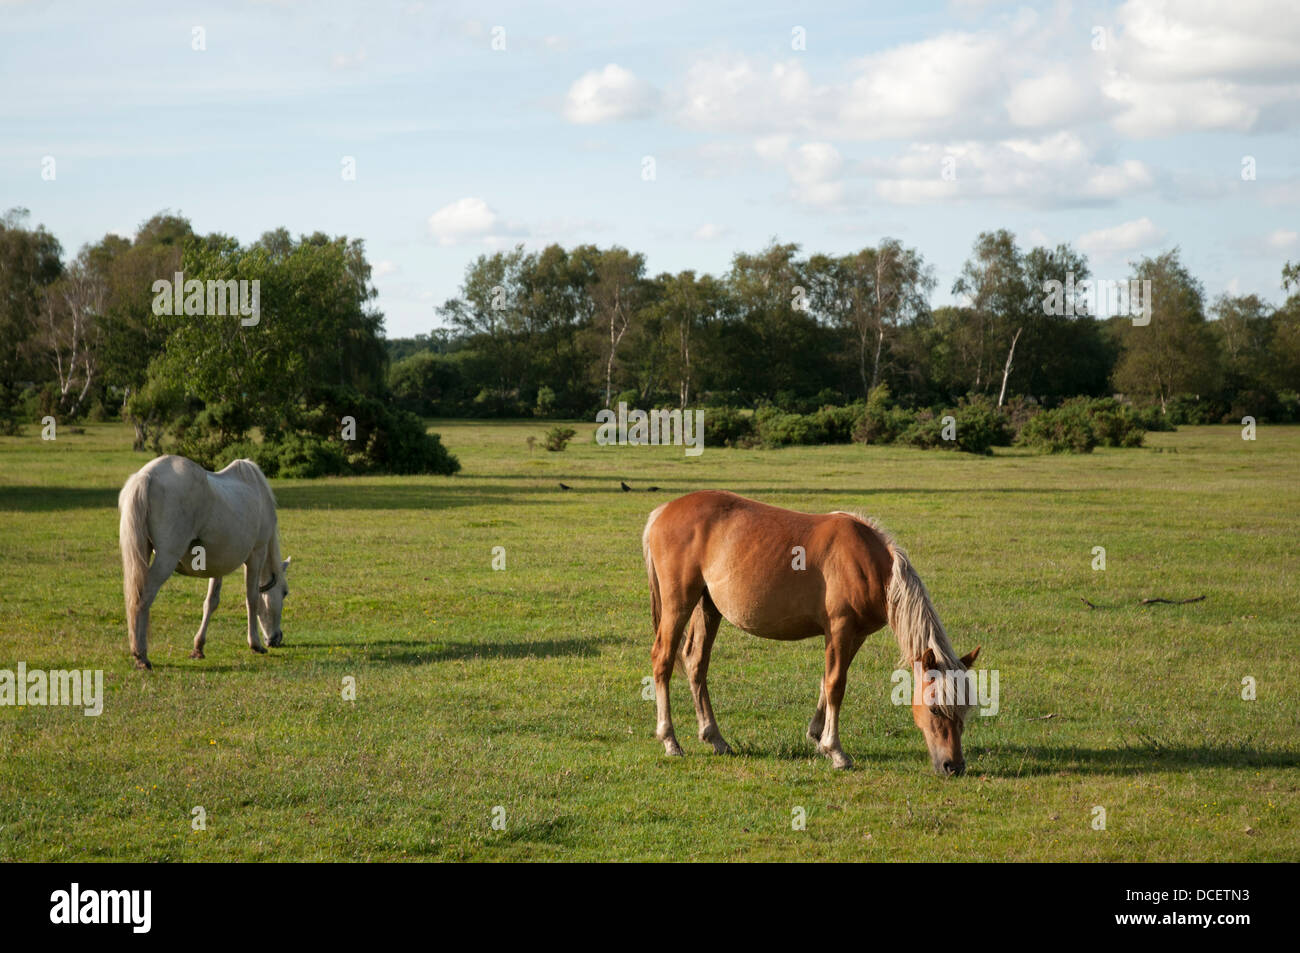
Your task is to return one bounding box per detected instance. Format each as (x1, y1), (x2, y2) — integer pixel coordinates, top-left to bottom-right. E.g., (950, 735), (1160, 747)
(133, 657), (152, 671)
(189, 649), (205, 660)
(711, 740), (734, 755)
(268, 633), (283, 648)
(818, 744), (852, 769)
(663, 740), (685, 757)
(250, 644), (267, 655)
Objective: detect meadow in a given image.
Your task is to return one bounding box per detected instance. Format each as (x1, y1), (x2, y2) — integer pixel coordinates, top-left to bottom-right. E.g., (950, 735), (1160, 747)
(0, 419), (1296, 861)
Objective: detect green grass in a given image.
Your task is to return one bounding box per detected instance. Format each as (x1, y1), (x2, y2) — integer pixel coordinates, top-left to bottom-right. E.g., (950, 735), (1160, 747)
(1, 419), (1296, 861)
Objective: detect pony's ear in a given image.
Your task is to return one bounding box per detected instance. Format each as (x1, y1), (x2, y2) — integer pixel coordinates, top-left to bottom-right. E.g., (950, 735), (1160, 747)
(921, 647), (939, 671)
(960, 646), (981, 668)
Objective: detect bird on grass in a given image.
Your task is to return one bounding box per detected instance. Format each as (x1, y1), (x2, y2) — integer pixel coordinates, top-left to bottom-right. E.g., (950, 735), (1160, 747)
(558, 482), (572, 490)
(620, 481), (632, 492)
(646, 486), (660, 492)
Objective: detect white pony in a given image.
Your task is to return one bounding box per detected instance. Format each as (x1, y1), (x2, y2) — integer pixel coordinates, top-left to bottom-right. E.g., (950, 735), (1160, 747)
(118, 455), (290, 669)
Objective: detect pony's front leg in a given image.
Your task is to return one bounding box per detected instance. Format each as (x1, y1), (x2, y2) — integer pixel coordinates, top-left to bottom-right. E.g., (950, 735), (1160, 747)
(243, 561), (267, 655)
(817, 627), (864, 770)
(191, 577), (222, 659)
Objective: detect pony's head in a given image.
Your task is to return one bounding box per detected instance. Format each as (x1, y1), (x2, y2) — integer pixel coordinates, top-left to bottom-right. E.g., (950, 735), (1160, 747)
(911, 645), (980, 777)
(258, 556), (291, 648)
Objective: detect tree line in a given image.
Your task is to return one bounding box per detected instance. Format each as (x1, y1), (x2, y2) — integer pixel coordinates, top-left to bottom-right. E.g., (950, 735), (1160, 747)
(3, 206), (1298, 469)
(398, 233), (1300, 426)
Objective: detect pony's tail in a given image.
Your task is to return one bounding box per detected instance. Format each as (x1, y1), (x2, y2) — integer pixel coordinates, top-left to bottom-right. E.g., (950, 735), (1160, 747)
(642, 506), (666, 634)
(885, 545), (961, 671)
(118, 470), (152, 637)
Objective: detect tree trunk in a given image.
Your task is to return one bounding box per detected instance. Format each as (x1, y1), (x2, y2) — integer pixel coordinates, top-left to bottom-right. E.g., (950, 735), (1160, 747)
(869, 325), (885, 392)
(997, 326), (1023, 408)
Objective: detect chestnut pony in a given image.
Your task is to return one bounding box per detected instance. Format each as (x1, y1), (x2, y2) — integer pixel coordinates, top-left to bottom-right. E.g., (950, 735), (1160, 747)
(643, 491), (979, 776)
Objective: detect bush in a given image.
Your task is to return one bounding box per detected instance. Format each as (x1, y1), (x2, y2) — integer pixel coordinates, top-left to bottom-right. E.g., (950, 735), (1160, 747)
(702, 406), (757, 447)
(543, 426), (577, 451)
(1081, 397), (1146, 448)
(810, 402), (865, 444)
(950, 395), (1013, 454)
(1164, 394), (1222, 426)
(852, 385), (913, 445)
(1016, 400), (1099, 453)
(755, 406), (827, 447)
(897, 409), (946, 449)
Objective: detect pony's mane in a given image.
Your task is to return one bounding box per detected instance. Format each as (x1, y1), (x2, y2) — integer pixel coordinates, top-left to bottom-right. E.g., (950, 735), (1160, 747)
(229, 459), (282, 573)
(832, 509), (968, 719)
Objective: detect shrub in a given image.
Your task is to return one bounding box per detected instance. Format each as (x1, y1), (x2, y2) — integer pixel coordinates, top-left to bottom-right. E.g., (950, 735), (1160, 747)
(1080, 397), (1145, 448)
(756, 408), (826, 447)
(702, 406), (757, 447)
(1164, 394), (1222, 426)
(543, 426), (577, 451)
(852, 385), (913, 445)
(810, 402), (865, 444)
(1016, 400), (1098, 453)
(950, 395), (1013, 454)
(897, 409), (946, 449)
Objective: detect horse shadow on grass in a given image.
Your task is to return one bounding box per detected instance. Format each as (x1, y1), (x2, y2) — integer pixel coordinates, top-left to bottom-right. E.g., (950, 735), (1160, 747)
(285, 637), (600, 666)
(728, 738), (1300, 776)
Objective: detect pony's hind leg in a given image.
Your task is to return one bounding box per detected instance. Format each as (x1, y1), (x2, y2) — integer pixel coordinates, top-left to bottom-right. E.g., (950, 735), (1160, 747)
(191, 577), (222, 659)
(131, 546), (183, 670)
(651, 602), (694, 757)
(677, 596), (731, 755)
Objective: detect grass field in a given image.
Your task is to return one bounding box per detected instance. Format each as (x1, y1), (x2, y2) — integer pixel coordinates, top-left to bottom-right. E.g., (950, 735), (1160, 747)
(1, 419), (1297, 861)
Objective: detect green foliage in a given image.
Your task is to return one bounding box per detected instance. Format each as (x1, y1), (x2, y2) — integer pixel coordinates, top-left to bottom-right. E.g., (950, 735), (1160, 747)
(702, 406), (757, 447)
(534, 386), (557, 417)
(388, 351), (469, 417)
(950, 394), (1014, 454)
(1015, 397), (1147, 453)
(128, 231), (458, 477)
(543, 426), (576, 451)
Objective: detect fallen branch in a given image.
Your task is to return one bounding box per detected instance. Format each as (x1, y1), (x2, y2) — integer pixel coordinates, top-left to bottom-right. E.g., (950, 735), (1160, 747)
(1080, 595), (1206, 610)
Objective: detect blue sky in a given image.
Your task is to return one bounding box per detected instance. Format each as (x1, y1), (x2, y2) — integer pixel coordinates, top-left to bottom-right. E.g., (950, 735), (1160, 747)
(3, 0), (1298, 337)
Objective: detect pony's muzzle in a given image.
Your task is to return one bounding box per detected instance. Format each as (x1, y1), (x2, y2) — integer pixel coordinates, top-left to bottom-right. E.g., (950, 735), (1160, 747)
(940, 759), (965, 777)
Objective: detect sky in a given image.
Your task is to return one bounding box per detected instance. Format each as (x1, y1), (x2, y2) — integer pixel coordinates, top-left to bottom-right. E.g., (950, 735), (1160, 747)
(3, 0), (1299, 338)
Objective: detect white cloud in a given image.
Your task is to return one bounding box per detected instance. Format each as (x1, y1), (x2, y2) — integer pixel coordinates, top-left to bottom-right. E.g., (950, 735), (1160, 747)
(1076, 217), (1166, 259)
(373, 260), (399, 277)
(427, 197), (522, 246)
(563, 64), (658, 124)
(667, 4), (1300, 146)
(692, 223), (727, 241)
(1114, 0), (1300, 82)
(1266, 228), (1299, 250)
(867, 133), (1153, 207)
(753, 138), (846, 208)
